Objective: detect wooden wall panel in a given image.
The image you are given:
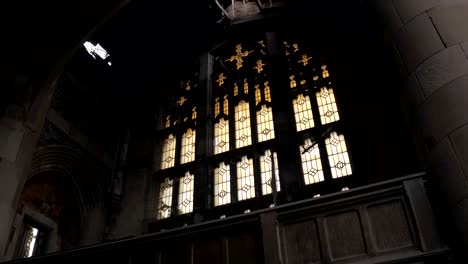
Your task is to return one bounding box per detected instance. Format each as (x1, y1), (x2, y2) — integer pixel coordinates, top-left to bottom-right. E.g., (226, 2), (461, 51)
(282, 220), (321, 264)
(228, 231), (263, 264)
(194, 238), (223, 264)
(367, 200), (413, 251)
(324, 211), (366, 260)
(160, 242), (191, 264)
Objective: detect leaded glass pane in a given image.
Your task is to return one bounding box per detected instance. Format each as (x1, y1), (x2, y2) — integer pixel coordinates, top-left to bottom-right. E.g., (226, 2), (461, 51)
(214, 118), (230, 154)
(316, 87), (340, 125)
(293, 94), (315, 131)
(160, 134), (176, 169)
(237, 156), (255, 201)
(325, 132), (352, 178)
(178, 172), (194, 214)
(260, 150), (280, 195)
(257, 105), (275, 142)
(300, 138), (324, 184)
(157, 177), (173, 219)
(180, 128), (196, 164)
(214, 162), (231, 206)
(22, 226), (39, 258)
(235, 101), (252, 148)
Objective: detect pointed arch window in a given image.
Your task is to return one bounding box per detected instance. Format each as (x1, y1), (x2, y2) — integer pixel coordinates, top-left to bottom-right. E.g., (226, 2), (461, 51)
(160, 134), (176, 170)
(237, 156), (255, 201)
(260, 150), (280, 195)
(210, 39), (281, 210)
(178, 172), (194, 214)
(157, 177), (173, 219)
(155, 71), (200, 220)
(214, 162), (231, 206)
(235, 100), (252, 148)
(284, 40), (353, 187)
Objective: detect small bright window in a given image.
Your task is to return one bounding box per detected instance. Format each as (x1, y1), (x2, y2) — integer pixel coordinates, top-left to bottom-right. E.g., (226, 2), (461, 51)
(160, 134), (176, 169)
(235, 101), (252, 148)
(256, 105), (275, 142)
(214, 118), (230, 154)
(214, 162), (231, 206)
(157, 178), (173, 219)
(260, 150), (280, 195)
(293, 94), (315, 131)
(83, 41), (110, 60)
(325, 132), (352, 178)
(237, 156), (255, 201)
(300, 139), (324, 185)
(180, 128), (196, 164)
(316, 87), (340, 125)
(178, 172), (194, 214)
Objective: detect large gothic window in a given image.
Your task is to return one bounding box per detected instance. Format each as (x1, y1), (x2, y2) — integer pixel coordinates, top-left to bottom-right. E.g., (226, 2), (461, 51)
(283, 41), (352, 188)
(153, 36), (354, 223)
(211, 39), (279, 208)
(155, 72), (199, 219)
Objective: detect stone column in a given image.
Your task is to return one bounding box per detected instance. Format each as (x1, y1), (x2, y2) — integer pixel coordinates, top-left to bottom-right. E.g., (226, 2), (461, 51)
(367, 0), (468, 255)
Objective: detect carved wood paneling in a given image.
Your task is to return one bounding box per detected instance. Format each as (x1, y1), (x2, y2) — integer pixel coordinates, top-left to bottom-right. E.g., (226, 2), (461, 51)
(282, 219), (321, 264)
(367, 200), (413, 251)
(324, 210), (366, 260)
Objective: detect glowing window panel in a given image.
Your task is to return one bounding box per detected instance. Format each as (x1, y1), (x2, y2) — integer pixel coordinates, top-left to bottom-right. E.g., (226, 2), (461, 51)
(178, 172), (194, 214)
(316, 87), (340, 125)
(165, 115), (171, 128)
(192, 107), (197, 120)
(160, 134), (176, 169)
(235, 101), (252, 148)
(157, 177), (173, 219)
(260, 150), (280, 195)
(223, 95), (229, 115)
(180, 128), (196, 164)
(234, 83), (239, 96)
(214, 118), (230, 154)
(255, 85), (261, 105)
(293, 94), (315, 131)
(243, 79), (249, 94)
(237, 156), (255, 201)
(257, 105), (275, 142)
(215, 97), (220, 117)
(300, 139), (324, 184)
(325, 132), (352, 178)
(83, 42), (110, 60)
(322, 65), (330, 78)
(22, 226), (39, 258)
(214, 162), (231, 206)
(264, 81), (271, 102)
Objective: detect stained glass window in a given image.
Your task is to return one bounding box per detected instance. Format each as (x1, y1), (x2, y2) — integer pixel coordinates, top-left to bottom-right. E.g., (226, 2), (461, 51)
(223, 95), (229, 115)
(260, 150), (280, 195)
(255, 85), (261, 105)
(180, 128), (196, 164)
(293, 94), (315, 131)
(316, 87), (339, 125)
(214, 162), (231, 206)
(300, 139), (324, 185)
(257, 105), (275, 142)
(264, 81), (271, 102)
(214, 118), (230, 154)
(215, 97), (220, 117)
(237, 156), (255, 201)
(157, 177), (173, 219)
(178, 172), (194, 214)
(160, 134), (176, 169)
(326, 132), (352, 178)
(22, 225), (39, 258)
(235, 101), (252, 148)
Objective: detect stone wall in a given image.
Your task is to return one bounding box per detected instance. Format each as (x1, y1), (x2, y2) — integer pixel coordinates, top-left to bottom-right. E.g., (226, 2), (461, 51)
(367, 0), (468, 255)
